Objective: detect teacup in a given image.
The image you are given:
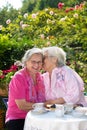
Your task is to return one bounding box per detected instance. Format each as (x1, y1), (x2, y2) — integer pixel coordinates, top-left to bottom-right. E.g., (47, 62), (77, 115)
(55, 104), (64, 117)
(32, 102), (44, 111)
(72, 110), (85, 117)
(64, 103), (73, 113)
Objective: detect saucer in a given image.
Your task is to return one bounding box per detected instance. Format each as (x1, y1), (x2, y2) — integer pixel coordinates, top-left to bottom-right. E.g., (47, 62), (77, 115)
(72, 110), (85, 117)
(75, 107), (87, 113)
(31, 109), (48, 114)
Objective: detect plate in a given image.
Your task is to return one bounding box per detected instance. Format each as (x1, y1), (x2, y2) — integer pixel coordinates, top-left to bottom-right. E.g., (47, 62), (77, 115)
(71, 110), (85, 117)
(75, 107), (87, 113)
(31, 109), (48, 114)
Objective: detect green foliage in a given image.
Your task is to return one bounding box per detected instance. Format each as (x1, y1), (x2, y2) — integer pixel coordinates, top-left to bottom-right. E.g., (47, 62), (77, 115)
(0, 1), (87, 90)
(0, 64), (22, 89)
(0, 37), (33, 69)
(22, 0), (37, 13)
(0, 6), (18, 26)
(0, 71), (14, 89)
(21, 0), (84, 12)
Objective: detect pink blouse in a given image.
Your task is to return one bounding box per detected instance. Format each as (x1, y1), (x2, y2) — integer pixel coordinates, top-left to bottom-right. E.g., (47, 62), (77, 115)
(6, 67), (45, 122)
(42, 66), (87, 106)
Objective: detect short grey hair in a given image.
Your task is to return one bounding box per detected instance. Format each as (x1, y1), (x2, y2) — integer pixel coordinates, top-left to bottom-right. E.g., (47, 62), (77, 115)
(22, 48), (43, 66)
(42, 46), (66, 67)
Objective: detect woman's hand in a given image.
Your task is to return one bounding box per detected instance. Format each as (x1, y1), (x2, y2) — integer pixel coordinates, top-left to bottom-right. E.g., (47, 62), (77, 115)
(44, 100), (56, 107)
(44, 97), (65, 107)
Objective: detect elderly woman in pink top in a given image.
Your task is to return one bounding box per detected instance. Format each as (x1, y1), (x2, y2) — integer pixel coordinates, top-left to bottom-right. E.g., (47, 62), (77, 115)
(5, 48), (45, 130)
(42, 46), (87, 107)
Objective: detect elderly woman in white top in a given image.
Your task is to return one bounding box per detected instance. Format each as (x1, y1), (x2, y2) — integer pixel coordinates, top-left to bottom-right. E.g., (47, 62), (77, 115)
(42, 46), (87, 107)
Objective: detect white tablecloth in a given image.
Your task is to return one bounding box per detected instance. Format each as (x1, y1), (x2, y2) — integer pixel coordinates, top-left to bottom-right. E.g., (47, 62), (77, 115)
(24, 110), (87, 130)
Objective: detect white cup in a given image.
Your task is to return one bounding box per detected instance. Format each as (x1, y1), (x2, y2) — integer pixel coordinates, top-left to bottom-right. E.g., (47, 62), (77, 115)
(64, 103), (73, 113)
(55, 104), (64, 117)
(32, 103), (44, 111)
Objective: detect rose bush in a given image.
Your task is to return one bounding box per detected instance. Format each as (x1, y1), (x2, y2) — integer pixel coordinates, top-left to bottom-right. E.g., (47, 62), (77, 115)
(0, 61), (22, 90)
(0, 1), (87, 91)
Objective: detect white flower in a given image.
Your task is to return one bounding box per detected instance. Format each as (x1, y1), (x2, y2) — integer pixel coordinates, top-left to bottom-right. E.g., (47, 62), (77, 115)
(49, 11), (54, 15)
(20, 21), (23, 26)
(6, 19), (11, 24)
(36, 12), (39, 15)
(21, 24), (29, 29)
(45, 8), (48, 11)
(46, 41), (51, 46)
(60, 16), (67, 21)
(24, 13), (28, 18)
(14, 60), (23, 67)
(47, 19), (51, 24)
(32, 13), (37, 18)
(73, 13), (78, 19)
(0, 25), (2, 30)
(40, 34), (45, 39)
(47, 36), (49, 40)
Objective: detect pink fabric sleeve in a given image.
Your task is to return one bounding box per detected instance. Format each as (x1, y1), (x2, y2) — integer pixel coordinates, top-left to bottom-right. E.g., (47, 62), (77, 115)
(9, 73), (27, 99)
(63, 70), (84, 104)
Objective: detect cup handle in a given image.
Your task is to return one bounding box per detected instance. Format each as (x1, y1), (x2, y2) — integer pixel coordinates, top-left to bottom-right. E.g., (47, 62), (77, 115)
(32, 104), (36, 109)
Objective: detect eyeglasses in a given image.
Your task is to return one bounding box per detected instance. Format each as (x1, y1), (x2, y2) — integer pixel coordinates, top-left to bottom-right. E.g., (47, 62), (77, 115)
(30, 60), (42, 65)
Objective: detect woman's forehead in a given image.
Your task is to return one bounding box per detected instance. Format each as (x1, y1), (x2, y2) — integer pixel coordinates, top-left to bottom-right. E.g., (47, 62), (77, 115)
(30, 53), (42, 59)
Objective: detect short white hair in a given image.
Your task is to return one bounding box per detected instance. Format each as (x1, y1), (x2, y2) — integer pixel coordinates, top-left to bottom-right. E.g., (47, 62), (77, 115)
(42, 46), (66, 67)
(22, 48), (43, 66)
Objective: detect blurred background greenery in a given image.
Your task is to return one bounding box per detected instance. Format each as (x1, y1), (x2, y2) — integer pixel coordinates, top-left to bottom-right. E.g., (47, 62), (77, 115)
(0, 0), (87, 91)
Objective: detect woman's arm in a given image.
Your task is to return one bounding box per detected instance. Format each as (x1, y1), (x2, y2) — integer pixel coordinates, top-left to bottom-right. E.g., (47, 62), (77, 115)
(15, 99), (34, 112)
(44, 97), (66, 106)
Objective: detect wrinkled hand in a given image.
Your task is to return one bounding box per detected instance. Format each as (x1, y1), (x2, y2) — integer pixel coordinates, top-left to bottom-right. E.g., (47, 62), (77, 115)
(44, 99), (56, 107)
